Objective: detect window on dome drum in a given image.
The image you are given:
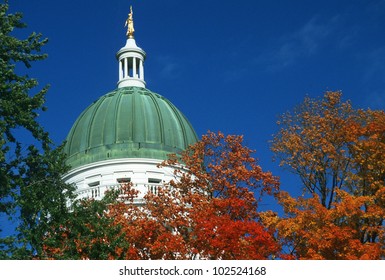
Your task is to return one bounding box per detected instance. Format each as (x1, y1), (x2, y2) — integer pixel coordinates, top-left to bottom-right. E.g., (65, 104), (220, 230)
(148, 178), (161, 184)
(117, 178), (131, 184)
(88, 181), (100, 187)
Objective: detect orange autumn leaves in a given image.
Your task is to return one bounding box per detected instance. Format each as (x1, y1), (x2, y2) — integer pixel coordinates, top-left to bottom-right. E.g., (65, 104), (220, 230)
(263, 190), (383, 259)
(42, 132), (281, 259)
(43, 91), (385, 259)
(105, 132), (280, 259)
(269, 91), (385, 259)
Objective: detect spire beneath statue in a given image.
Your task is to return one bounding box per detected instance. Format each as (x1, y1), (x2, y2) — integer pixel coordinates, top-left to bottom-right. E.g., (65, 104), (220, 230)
(117, 6), (146, 88)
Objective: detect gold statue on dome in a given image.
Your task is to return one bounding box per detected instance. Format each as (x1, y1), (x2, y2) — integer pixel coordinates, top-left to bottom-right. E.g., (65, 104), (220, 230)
(125, 6), (135, 38)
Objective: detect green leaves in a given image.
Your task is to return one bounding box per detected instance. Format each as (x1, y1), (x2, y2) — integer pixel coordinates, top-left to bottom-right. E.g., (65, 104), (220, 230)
(0, 2), (49, 146)
(0, 1), (72, 259)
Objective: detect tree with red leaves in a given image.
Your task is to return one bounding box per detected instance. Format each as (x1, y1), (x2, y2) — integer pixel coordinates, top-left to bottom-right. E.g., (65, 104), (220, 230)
(43, 132), (280, 259)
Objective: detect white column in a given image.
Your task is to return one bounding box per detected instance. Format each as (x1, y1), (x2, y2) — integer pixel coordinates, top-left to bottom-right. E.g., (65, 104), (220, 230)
(124, 57), (128, 78)
(133, 57), (137, 78)
(119, 60), (123, 80)
(140, 60), (144, 81)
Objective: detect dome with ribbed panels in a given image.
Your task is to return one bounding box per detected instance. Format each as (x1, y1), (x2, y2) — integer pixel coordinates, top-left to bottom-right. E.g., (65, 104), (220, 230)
(64, 86), (198, 169)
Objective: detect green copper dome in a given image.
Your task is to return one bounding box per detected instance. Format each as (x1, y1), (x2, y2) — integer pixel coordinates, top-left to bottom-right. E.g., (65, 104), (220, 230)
(64, 86), (198, 169)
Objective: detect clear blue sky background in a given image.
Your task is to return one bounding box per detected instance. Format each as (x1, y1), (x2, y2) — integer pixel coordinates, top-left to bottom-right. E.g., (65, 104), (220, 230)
(6, 0), (385, 211)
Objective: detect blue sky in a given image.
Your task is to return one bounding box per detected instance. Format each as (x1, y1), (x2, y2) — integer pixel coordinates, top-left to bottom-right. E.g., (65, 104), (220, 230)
(7, 0), (385, 202)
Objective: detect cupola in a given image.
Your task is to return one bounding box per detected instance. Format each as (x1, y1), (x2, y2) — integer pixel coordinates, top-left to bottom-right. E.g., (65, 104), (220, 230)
(116, 6), (146, 88)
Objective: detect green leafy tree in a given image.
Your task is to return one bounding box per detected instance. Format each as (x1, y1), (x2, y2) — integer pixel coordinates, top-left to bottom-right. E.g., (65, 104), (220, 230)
(41, 190), (127, 260)
(0, 1), (73, 259)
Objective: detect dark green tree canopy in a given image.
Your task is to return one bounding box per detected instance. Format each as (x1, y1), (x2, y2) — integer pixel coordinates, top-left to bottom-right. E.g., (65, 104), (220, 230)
(0, 1), (73, 259)
(1, 1), (49, 212)
(0, 1), (49, 145)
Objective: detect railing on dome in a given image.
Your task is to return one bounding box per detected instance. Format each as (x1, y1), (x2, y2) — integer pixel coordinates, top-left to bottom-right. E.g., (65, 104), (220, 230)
(75, 183), (165, 204)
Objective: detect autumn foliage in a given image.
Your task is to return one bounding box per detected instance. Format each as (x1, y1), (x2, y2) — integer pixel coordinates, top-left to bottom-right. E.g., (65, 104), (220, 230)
(269, 91), (385, 259)
(42, 92), (385, 260)
(43, 132), (280, 259)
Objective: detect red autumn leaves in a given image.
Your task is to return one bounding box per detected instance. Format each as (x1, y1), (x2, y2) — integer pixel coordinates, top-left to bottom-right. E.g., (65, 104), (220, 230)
(43, 92), (385, 259)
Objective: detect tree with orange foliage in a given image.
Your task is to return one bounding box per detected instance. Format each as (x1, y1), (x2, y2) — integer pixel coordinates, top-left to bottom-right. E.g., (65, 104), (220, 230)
(268, 91), (385, 259)
(42, 132), (280, 259)
(262, 190), (383, 259)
